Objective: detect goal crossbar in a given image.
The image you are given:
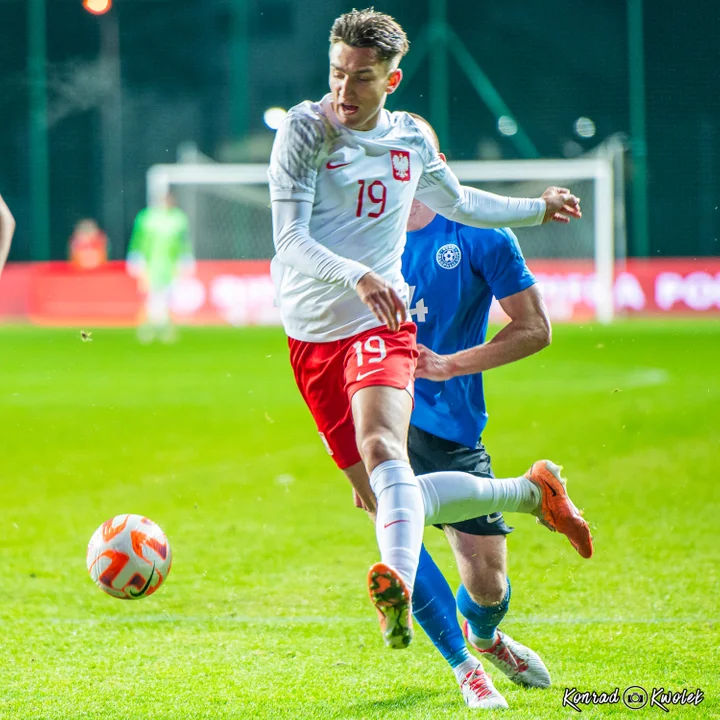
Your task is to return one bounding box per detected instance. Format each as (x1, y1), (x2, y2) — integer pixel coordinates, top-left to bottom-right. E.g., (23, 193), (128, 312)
(147, 157), (614, 322)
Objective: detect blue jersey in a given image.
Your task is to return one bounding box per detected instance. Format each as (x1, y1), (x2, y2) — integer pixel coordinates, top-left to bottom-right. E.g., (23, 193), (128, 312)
(403, 213), (536, 448)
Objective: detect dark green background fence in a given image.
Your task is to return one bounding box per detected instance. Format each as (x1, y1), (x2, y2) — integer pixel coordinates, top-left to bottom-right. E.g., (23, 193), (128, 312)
(0, 0), (717, 261)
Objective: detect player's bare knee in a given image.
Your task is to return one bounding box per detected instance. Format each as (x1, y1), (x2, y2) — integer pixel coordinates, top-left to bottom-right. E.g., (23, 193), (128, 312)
(464, 569), (507, 607)
(358, 432), (406, 471)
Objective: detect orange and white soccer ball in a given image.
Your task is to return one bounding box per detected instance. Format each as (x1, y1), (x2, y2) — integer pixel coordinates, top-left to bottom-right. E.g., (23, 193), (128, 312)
(86, 514), (172, 599)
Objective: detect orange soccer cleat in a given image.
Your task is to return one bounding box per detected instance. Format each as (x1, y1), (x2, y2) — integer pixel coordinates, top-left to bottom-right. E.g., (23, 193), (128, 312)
(367, 562), (413, 649)
(525, 460), (594, 559)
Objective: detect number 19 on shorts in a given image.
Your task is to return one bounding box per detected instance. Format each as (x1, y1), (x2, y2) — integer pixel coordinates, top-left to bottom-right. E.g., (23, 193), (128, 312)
(353, 336), (387, 367)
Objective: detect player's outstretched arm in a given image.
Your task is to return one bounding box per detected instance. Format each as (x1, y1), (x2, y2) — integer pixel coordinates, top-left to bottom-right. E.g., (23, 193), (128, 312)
(410, 113), (580, 228)
(0, 194), (16, 279)
(416, 158), (581, 229)
(415, 285), (551, 381)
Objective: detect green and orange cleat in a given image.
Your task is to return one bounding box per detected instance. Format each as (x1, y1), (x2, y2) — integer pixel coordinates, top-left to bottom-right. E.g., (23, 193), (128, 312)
(367, 562), (413, 649)
(525, 460), (594, 559)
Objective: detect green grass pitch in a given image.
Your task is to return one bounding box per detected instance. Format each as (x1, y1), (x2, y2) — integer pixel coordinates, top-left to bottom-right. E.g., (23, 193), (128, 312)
(0, 323), (718, 719)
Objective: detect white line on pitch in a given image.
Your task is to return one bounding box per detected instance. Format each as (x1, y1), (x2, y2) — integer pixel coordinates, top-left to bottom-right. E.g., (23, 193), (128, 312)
(2, 615), (713, 626)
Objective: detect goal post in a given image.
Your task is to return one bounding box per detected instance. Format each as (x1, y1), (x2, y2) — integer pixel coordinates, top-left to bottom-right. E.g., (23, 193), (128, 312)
(453, 158), (615, 324)
(147, 156), (615, 323)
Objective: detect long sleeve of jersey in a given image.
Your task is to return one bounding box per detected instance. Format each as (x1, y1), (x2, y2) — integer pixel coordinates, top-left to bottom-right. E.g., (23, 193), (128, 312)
(271, 200), (371, 289)
(409, 117), (546, 228)
(416, 165), (546, 228)
(268, 109), (373, 288)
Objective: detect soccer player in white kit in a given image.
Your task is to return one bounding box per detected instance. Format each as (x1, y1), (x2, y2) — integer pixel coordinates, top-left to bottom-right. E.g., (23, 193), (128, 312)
(268, 8), (591, 650)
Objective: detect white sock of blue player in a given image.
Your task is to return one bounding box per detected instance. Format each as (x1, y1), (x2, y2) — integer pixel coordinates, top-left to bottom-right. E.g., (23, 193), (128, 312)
(369, 459), (424, 593)
(457, 580), (511, 649)
(417, 471), (540, 526)
(413, 544), (479, 682)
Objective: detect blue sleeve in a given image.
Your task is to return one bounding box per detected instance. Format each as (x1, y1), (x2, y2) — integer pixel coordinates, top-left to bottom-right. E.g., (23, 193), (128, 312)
(466, 227), (536, 300)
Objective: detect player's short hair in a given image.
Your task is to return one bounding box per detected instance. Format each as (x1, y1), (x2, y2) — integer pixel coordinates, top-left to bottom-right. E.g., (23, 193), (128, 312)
(408, 112), (441, 152)
(329, 8), (409, 67)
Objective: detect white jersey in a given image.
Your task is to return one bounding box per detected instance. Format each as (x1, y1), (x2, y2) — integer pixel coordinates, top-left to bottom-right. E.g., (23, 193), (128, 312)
(268, 94), (545, 342)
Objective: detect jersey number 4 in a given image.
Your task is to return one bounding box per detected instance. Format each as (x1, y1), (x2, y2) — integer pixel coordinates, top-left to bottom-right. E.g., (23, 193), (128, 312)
(408, 285), (428, 322)
(356, 180), (387, 218)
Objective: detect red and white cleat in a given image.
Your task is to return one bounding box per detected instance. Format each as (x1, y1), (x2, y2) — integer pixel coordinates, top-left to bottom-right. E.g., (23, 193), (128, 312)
(525, 460), (594, 558)
(367, 562), (413, 649)
(460, 665), (509, 710)
(464, 622), (551, 688)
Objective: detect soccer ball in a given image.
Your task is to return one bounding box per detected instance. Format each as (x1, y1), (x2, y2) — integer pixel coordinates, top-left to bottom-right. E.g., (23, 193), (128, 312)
(86, 514), (172, 599)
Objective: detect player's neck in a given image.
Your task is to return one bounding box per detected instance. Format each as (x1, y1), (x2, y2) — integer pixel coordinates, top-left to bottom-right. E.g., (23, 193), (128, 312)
(407, 201), (436, 232)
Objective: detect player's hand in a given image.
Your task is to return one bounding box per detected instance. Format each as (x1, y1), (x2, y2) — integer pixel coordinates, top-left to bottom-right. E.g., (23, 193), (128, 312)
(540, 187), (582, 224)
(415, 344), (455, 381)
(352, 488), (366, 510)
(355, 271), (407, 332)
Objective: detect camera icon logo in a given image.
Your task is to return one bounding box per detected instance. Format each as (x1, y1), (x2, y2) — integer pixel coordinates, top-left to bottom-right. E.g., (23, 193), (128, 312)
(623, 686), (649, 709)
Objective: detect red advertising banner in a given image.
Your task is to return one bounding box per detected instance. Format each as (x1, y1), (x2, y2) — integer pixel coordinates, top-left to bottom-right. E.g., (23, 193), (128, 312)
(1, 258), (719, 326)
(526, 259), (720, 319)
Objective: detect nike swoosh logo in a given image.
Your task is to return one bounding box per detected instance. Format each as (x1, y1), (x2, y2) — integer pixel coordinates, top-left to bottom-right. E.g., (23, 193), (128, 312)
(486, 514), (502, 523)
(326, 161), (351, 170)
(128, 563), (155, 597)
(357, 368), (383, 381)
(383, 519), (409, 529)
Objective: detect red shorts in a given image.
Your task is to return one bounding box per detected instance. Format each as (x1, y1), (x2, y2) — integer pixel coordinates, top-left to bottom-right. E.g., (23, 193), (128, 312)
(288, 323), (417, 470)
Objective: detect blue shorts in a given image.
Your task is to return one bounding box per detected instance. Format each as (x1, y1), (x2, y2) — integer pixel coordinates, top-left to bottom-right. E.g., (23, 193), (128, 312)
(407, 424), (514, 537)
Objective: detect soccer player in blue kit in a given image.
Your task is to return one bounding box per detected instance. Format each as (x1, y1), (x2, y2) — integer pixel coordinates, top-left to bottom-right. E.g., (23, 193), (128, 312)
(403, 116), (566, 709)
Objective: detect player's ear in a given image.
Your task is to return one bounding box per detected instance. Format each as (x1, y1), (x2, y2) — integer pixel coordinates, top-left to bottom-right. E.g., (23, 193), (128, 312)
(386, 68), (403, 94)
(439, 152), (447, 163)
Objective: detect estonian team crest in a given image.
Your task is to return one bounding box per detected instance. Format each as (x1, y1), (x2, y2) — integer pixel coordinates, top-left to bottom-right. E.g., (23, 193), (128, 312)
(390, 150), (411, 181)
(436, 243), (461, 270)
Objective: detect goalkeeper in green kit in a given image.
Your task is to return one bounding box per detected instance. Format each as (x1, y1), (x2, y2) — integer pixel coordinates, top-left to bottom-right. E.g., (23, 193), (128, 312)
(126, 193), (194, 342)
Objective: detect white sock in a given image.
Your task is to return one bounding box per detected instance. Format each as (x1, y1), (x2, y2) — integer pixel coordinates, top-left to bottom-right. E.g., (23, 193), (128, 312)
(369, 460), (424, 594)
(468, 629), (497, 650)
(453, 658), (481, 684)
(417, 471), (540, 527)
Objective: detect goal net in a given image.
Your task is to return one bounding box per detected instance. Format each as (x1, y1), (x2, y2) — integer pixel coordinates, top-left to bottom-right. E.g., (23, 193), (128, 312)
(147, 157), (617, 322)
